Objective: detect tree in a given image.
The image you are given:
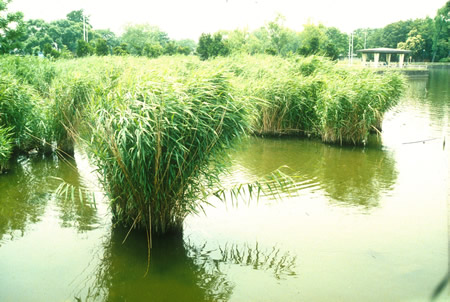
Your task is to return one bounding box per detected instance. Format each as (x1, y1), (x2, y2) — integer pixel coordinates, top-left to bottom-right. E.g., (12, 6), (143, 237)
(143, 43), (162, 58)
(113, 43), (129, 56)
(298, 24), (326, 56)
(76, 39), (93, 57)
(324, 27), (348, 59)
(432, 1), (449, 62)
(176, 39), (196, 55)
(67, 9), (88, 24)
(95, 29), (120, 50)
(95, 38), (109, 56)
(266, 14), (289, 55)
(197, 33), (213, 60)
(247, 27), (272, 54)
(0, 0), (26, 54)
(121, 23), (169, 55)
(381, 20), (413, 48)
(397, 29), (425, 60)
(163, 41), (177, 55)
(197, 32), (229, 60)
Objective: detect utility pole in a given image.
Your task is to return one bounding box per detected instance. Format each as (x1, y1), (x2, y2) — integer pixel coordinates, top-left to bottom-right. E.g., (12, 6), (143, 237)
(351, 32), (354, 65)
(348, 33), (351, 65)
(83, 14), (86, 42)
(364, 31), (367, 49)
(349, 32), (354, 65)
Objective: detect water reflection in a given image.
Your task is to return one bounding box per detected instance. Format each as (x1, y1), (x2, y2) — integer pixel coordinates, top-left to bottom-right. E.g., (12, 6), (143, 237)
(0, 154), (98, 245)
(425, 69), (449, 128)
(404, 69), (450, 130)
(230, 137), (397, 209)
(216, 242), (297, 280)
(80, 227), (297, 302)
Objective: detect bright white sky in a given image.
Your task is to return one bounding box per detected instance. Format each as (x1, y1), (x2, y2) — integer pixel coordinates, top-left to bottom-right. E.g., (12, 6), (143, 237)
(8, 0), (447, 40)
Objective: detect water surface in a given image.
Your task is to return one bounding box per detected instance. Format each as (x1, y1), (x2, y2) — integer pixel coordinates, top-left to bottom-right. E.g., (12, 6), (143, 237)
(0, 68), (448, 301)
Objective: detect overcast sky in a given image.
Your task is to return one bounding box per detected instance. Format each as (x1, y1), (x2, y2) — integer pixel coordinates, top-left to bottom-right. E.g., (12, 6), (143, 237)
(8, 0), (447, 40)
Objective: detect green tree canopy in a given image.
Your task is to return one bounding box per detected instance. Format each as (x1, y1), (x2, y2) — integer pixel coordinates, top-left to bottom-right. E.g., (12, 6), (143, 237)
(432, 1), (449, 61)
(121, 23), (169, 55)
(95, 38), (109, 56)
(0, 0), (26, 54)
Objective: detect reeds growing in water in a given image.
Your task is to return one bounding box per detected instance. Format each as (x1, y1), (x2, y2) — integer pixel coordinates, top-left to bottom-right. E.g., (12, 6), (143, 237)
(0, 54), (405, 237)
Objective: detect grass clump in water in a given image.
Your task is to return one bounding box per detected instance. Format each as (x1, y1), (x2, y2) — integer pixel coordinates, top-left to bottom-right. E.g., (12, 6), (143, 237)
(318, 70), (404, 144)
(0, 126), (13, 173)
(222, 54), (405, 145)
(82, 60), (249, 236)
(0, 73), (48, 153)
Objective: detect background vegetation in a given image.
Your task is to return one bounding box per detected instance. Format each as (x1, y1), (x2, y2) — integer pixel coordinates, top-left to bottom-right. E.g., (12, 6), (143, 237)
(0, 1), (448, 62)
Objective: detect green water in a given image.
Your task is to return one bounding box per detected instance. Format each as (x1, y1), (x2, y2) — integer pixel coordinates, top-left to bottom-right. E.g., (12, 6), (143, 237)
(0, 69), (448, 301)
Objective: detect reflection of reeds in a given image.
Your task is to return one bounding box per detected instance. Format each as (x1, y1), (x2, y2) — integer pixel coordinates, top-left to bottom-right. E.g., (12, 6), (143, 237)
(0, 156), (100, 243)
(75, 227), (297, 302)
(77, 228), (233, 302)
(217, 242), (297, 280)
(231, 137), (397, 209)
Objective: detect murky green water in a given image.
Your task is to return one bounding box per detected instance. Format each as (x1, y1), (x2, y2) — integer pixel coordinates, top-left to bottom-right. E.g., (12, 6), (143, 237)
(1, 69), (448, 302)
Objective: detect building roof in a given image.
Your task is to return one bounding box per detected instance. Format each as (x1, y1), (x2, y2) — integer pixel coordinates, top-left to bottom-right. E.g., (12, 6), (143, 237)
(356, 48), (412, 54)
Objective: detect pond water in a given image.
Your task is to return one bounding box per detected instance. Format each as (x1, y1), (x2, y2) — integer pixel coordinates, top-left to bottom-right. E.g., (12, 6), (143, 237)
(0, 68), (448, 302)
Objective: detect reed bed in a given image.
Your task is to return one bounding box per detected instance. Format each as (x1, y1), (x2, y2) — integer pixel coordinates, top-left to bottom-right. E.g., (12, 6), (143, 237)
(318, 70), (404, 144)
(0, 73), (48, 153)
(0, 54), (405, 238)
(218, 54), (405, 145)
(0, 55), (56, 96)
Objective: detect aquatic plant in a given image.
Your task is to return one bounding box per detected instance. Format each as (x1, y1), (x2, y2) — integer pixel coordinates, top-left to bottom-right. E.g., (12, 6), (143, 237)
(0, 126), (12, 172)
(50, 74), (96, 155)
(0, 73), (45, 152)
(318, 70), (405, 144)
(0, 55), (56, 96)
(222, 54), (405, 145)
(85, 66), (249, 237)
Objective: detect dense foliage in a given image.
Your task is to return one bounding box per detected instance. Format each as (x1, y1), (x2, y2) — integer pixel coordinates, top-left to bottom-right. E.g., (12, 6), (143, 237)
(0, 54), (405, 234)
(0, 0), (447, 61)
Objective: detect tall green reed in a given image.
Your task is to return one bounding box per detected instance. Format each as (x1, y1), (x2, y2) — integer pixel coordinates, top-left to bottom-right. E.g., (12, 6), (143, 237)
(81, 60), (249, 237)
(0, 126), (12, 173)
(0, 73), (47, 152)
(218, 54), (405, 145)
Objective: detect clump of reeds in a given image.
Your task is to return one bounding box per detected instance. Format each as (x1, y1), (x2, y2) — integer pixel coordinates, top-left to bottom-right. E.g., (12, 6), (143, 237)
(318, 70), (404, 144)
(0, 126), (12, 173)
(221, 54), (405, 145)
(0, 55), (56, 96)
(0, 73), (46, 152)
(84, 64), (249, 236)
(50, 73), (97, 156)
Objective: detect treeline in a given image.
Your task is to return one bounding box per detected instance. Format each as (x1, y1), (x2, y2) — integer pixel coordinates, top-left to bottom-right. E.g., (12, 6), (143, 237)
(0, 0), (448, 61)
(198, 2), (449, 62)
(0, 6), (196, 58)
